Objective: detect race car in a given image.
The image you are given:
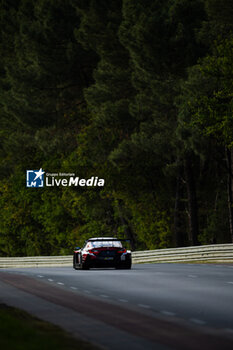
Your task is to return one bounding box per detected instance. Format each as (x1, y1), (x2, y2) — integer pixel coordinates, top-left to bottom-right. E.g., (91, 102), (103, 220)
(73, 237), (132, 270)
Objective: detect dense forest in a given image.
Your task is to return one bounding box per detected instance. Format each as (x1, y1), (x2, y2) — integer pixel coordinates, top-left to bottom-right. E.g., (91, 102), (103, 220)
(0, 0), (232, 256)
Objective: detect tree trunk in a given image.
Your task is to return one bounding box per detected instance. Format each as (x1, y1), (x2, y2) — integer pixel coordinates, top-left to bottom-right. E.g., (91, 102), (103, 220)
(117, 200), (136, 250)
(226, 147), (233, 243)
(174, 168), (185, 247)
(184, 157), (199, 246)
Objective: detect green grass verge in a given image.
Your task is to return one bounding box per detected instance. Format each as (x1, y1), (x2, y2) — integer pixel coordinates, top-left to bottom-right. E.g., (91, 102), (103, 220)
(0, 304), (99, 350)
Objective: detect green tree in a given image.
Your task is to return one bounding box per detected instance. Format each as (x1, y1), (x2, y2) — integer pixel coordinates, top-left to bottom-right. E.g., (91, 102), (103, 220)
(183, 38), (233, 242)
(0, 0), (96, 255)
(115, 0), (207, 246)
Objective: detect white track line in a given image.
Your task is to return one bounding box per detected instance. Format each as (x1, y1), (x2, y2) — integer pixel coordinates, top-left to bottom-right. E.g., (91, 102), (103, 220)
(57, 282), (64, 285)
(118, 298), (128, 303)
(160, 310), (176, 316)
(189, 318), (206, 325)
(138, 304), (150, 309)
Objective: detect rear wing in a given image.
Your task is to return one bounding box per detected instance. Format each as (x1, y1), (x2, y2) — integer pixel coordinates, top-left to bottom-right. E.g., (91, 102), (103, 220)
(74, 238), (132, 251)
(86, 238), (131, 242)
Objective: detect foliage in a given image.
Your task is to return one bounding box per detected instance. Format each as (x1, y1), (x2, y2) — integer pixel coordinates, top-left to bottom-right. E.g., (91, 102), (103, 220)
(0, 0), (232, 256)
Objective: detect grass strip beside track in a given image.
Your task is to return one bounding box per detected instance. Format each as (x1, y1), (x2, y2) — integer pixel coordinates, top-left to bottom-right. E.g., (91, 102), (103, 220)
(0, 303), (99, 350)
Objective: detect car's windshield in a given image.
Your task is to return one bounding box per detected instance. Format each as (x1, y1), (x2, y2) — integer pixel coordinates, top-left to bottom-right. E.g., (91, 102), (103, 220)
(86, 241), (123, 249)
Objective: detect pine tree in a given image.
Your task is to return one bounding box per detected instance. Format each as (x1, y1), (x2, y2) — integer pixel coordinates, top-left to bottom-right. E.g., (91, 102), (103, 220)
(115, 0), (206, 246)
(177, 0), (233, 243)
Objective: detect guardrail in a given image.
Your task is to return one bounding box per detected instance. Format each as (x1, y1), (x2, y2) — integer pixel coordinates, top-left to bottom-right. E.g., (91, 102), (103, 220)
(132, 243), (233, 264)
(0, 256), (72, 268)
(0, 243), (233, 268)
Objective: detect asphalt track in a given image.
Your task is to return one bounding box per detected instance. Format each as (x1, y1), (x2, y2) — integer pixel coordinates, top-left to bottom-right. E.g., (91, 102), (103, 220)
(1, 263), (233, 349)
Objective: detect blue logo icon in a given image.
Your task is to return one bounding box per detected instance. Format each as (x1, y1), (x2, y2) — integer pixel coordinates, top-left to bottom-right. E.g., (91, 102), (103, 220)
(26, 169), (45, 187)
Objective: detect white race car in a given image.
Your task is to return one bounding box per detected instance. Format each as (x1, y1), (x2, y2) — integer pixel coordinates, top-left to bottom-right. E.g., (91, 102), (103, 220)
(73, 237), (132, 270)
